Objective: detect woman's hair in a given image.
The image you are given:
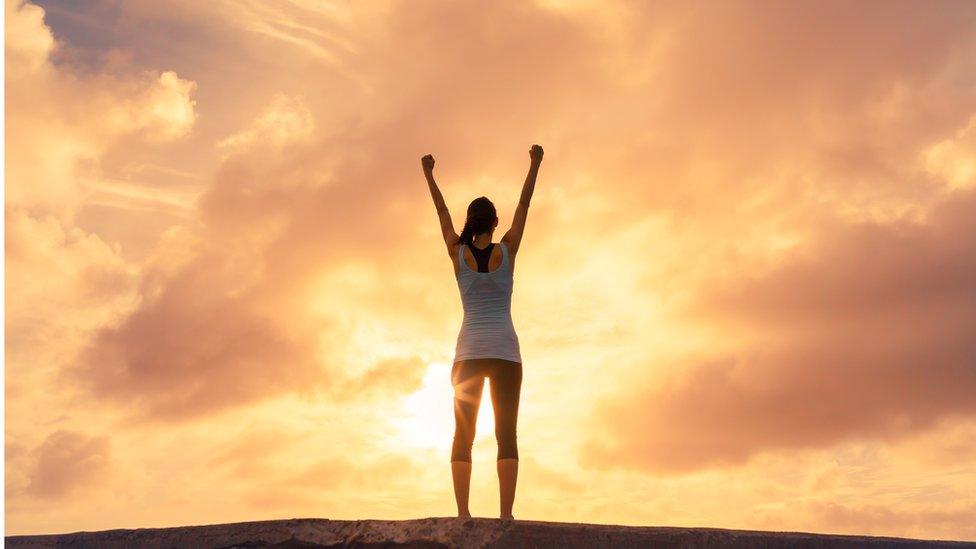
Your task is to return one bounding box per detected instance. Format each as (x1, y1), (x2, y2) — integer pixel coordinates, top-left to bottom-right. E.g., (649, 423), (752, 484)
(457, 196), (497, 247)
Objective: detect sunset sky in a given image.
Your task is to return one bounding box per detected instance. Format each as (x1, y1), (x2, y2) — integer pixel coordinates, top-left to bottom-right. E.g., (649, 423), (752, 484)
(5, 0), (976, 540)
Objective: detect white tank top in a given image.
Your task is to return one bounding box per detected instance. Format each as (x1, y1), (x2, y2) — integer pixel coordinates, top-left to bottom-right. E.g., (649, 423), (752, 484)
(453, 241), (522, 364)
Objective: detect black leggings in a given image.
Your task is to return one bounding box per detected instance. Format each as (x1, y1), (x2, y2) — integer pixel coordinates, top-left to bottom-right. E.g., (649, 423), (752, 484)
(451, 359), (522, 462)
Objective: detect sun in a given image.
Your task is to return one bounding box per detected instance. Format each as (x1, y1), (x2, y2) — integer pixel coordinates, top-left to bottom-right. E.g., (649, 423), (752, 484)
(394, 362), (495, 451)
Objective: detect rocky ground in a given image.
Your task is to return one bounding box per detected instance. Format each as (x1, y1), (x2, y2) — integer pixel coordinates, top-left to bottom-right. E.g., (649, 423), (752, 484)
(6, 516), (975, 548)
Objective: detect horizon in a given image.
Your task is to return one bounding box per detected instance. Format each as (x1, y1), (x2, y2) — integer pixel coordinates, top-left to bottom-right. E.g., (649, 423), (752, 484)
(5, 0), (976, 540)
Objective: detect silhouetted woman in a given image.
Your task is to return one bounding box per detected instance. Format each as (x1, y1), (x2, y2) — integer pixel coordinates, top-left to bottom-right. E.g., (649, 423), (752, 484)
(421, 144), (543, 521)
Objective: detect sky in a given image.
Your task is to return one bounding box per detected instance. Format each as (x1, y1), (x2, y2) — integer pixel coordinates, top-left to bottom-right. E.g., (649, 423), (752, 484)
(4, 0), (976, 540)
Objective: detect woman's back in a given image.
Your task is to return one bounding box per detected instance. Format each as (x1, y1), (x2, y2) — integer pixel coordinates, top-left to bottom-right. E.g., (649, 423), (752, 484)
(454, 241), (521, 364)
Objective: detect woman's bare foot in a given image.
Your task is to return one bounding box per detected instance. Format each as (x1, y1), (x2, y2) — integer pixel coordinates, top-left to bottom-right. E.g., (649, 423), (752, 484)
(500, 514), (514, 521)
(458, 511), (472, 519)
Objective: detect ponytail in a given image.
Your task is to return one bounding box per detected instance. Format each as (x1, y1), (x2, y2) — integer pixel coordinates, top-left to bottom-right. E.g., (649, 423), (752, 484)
(458, 218), (477, 247)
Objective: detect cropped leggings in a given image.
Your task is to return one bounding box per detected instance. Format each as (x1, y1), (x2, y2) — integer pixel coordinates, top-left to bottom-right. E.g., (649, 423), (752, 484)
(451, 358), (522, 462)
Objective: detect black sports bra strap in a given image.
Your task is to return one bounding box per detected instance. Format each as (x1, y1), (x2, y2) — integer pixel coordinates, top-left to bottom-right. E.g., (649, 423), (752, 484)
(468, 242), (495, 272)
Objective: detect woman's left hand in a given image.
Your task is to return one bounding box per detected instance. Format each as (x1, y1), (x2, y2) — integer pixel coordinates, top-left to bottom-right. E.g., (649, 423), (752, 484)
(529, 144), (544, 163)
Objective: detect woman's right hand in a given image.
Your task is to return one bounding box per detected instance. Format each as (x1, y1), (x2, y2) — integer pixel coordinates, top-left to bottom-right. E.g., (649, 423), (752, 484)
(422, 154), (435, 173)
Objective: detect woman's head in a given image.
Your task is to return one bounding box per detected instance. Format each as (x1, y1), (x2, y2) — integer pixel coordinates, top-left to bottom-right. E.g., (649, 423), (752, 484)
(458, 196), (498, 246)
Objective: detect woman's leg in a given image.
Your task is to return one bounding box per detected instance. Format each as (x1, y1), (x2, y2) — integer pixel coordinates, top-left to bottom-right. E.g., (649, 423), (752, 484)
(489, 360), (522, 520)
(497, 459), (518, 520)
(451, 360), (485, 518)
(451, 461), (472, 519)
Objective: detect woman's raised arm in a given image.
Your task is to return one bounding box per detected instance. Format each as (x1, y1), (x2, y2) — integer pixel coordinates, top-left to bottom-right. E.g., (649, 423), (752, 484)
(502, 144), (544, 255)
(422, 154), (460, 255)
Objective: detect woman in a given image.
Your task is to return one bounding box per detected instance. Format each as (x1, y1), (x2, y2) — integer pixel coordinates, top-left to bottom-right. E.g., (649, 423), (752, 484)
(421, 144), (543, 521)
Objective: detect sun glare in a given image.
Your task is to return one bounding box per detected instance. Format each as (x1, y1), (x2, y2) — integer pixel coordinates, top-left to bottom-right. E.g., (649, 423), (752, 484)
(396, 362), (496, 451)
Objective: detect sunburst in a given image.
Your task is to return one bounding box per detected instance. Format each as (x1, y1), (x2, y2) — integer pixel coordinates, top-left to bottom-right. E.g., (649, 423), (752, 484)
(395, 362), (495, 451)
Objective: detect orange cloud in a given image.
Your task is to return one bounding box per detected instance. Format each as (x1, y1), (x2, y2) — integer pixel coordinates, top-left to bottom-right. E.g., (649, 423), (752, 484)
(24, 430), (111, 499)
(582, 187), (976, 473)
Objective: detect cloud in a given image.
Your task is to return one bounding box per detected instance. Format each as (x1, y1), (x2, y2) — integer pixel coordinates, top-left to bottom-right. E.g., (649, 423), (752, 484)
(339, 355), (428, 397)
(5, 0), (197, 217)
(120, 70), (198, 141)
(4, 0), (198, 419)
(278, 454), (425, 491)
(70, 279), (328, 423)
(540, 0), (976, 232)
(234, 453), (429, 513)
(63, 94), (439, 421)
(25, 430), (111, 499)
(924, 114), (976, 191)
(582, 187), (976, 474)
(752, 498), (976, 540)
(5, 0), (55, 72)
(205, 425), (311, 479)
(215, 93), (313, 155)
